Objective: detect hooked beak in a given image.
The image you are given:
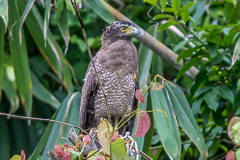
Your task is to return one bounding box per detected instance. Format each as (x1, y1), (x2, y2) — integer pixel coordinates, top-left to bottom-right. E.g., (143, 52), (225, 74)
(130, 27), (140, 37)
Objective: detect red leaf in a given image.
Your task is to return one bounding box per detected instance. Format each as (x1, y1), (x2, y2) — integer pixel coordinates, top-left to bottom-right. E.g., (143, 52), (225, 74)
(83, 135), (91, 145)
(62, 152), (71, 160)
(21, 150), (26, 160)
(226, 151), (235, 160)
(135, 111), (150, 137)
(110, 131), (119, 142)
(62, 143), (71, 149)
(54, 145), (63, 158)
(135, 90), (145, 103)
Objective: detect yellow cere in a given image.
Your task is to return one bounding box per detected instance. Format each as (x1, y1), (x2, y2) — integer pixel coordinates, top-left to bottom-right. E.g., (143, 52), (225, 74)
(120, 26), (133, 34)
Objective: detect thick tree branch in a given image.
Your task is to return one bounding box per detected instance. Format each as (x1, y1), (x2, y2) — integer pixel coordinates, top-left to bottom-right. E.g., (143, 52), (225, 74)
(100, 0), (199, 78)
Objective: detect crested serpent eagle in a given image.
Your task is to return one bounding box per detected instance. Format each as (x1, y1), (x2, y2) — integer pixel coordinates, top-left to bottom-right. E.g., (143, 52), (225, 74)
(79, 21), (140, 135)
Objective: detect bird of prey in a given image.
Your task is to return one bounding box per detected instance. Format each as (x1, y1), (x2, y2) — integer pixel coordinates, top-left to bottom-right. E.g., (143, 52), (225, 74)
(79, 21), (140, 135)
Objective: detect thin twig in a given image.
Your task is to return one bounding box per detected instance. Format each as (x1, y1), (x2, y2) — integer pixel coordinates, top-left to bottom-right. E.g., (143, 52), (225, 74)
(70, 0), (112, 124)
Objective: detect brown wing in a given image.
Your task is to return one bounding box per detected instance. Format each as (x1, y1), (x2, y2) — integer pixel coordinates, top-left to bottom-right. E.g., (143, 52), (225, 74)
(79, 60), (98, 130)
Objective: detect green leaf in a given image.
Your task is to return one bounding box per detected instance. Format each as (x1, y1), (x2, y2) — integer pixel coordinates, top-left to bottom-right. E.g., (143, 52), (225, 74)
(54, 0), (64, 23)
(229, 37), (240, 69)
(180, 2), (195, 23)
(110, 138), (127, 160)
(237, 79), (240, 91)
(10, 155), (21, 160)
(43, 0), (51, 46)
(159, 19), (178, 31)
(0, 0), (8, 31)
(174, 40), (189, 52)
(177, 57), (200, 79)
(165, 83), (208, 159)
(87, 0), (115, 24)
(143, 0), (158, 6)
(204, 88), (219, 111)
(58, 4), (70, 54)
(217, 84), (234, 103)
(18, 0), (36, 44)
(172, 0), (181, 17)
(28, 112), (57, 160)
(193, 86), (212, 98)
(177, 46), (201, 62)
(207, 43), (217, 58)
(9, 0), (32, 116)
(41, 92), (81, 159)
(160, 0), (167, 10)
(150, 85), (181, 160)
(31, 72), (60, 109)
(153, 14), (168, 20)
(192, 97), (203, 117)
(0, 19), (4, 100)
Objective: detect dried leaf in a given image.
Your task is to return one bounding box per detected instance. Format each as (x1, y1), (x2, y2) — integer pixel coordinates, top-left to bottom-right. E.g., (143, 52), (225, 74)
(228, 117), (240, 144)
(135, 111), (151, 137)
(54, 145), (62, 158)
(135, 89), (145, 103)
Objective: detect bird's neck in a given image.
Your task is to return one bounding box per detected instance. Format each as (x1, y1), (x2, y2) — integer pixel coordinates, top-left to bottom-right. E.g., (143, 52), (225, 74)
(101, 37), (131, 47)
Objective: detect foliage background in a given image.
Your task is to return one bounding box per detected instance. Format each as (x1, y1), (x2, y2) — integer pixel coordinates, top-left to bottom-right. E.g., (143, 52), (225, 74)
(0, 0), (240, 159)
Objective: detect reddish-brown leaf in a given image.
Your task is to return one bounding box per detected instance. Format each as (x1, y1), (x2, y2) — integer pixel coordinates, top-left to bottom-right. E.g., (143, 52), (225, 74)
(62, 143), (71, 149)
(54, 145), (63, 158)
(135, 89), (145, 103)
(83, 135), (91, 145)
(21, 150), (26, 160)
(135, 111), (150, 137)
(110, 131), (119, 142)
(226, 151), (235, 160)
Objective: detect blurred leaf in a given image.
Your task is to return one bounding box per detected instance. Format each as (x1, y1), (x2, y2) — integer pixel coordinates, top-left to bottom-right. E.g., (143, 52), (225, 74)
(180, 2), (195, 23)
(28, 112), (57, 160)
(0, 0), (8, 31)
(237, 79), (240, 91)
(229, 37), (240, 69)
(165, 83), (208, 159)
(88, 0), (115, 24)
(217, 84), (234, 103)
(226, 151), (236, 160)
(31, 72), (60, 109)
(41, 92), (81, 159)
(193, 86), (212, 98)
(150, 85), (181, 160)
(177, 57), (200, 79)
(9, 0), (32, 116)
(58, 4), (70, 54)
(18, 0), (35, 44)
(54, 0), (64, 23)
(160, 0), (167, 10)
(207, 43), (217, 58)
(153, 14), (168, 20)
(10, 155), (21, 160)
(110, 138), (127, 160)
(174, 40), (189, 52)
(143, 0), (158, 6)
(0, 19), (4, 100)
(192, 97), (203, 117)
(177, 46), (200, 62)
(203, 88), (219, 111)
(159, 19), (178, 31)
(43, 0), (51, 46)
(172, 0), (181, 17)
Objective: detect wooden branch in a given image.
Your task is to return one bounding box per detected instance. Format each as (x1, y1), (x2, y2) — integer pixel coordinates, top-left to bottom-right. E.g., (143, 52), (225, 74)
(100, 0), (199, 78)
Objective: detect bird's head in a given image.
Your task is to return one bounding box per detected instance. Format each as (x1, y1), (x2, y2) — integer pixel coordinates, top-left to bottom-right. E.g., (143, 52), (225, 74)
(101, 21), (140, 44)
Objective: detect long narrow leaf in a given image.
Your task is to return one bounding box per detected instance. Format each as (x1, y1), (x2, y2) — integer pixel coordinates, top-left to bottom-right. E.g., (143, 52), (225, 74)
(0, 0), (8, 31)
(43, 0), (51, 46)
(8, 0), (32, 116)
(41, 92), (81, 159)
(165, 83), (208, 159)
(151, 85), (181, 160)
(0, 19), (4, 100)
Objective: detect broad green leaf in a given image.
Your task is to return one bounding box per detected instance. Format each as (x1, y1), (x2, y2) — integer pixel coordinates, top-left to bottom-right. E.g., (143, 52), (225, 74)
(58, 4), (70, 54)
(177, 46), (201, 62)
(153, 14), (168, 20)
(179, 2), (195, 23)
(177, 57), (200, 79)
(28, 111), (57, 160)
(204, 88), (219, 111)
(165, 83), (208, 160)
(207, 44), (217, 58)
(174, 40), (189, 52)
(31, 72), (60, 109)
(87, 0), (115, 24)
(159, 19), (178, 31)
(172, 0), (181, 17)
(143, 0), (158, 6)
(151, 85), (181, 160)
(0, 0), (8, 31)
(43, 0), (51, 46)
(192, 97), (203, 117)
(160, 0), (167, 10)
(9, 0), (32, 116)
(110, 138), (127, 160)
(217, 84), (234, 103)
(193, 86), (212, 98)
(0, 19), (4, 100)
(18, 0), (36, 44)
(41, 92), (81, 160)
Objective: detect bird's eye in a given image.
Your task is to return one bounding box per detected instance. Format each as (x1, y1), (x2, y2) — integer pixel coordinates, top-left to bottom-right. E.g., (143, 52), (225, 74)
(120, 27), (127, 32)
